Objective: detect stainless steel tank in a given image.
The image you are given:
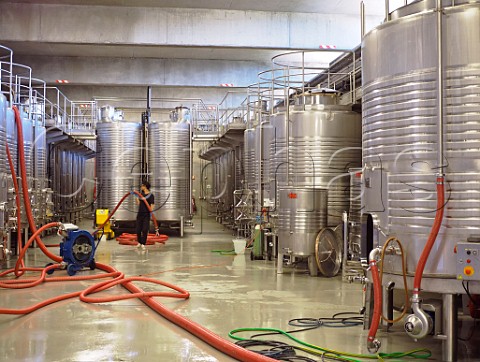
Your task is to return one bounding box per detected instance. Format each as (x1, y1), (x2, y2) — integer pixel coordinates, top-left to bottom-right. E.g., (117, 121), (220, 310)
(96, 120), (142, 221)
(29, 120), (47, 223)
(348, 169), (362, 260)
(0, 94), (7, 229)
(244, 128), (257, 190)
(235, 144), (244, 190)
(259, 121), (273, 207)
(278, 187), (328, 256)
(289, 92), (362, 226)
(148, 118), (191, 222)
(6, 106), (17, 175)
(362, 0), (480, 289)
(5, 105), (16, 230)
(268, 108), (287, 210)
(22, 113), (34, 182)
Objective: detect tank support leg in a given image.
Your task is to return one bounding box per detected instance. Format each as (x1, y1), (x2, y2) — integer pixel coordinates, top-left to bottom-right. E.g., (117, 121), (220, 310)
(442, 293), (457, 362)
(277, 252), (284, 274)
(382, 281), (395, 331)
(308, 255), (319, 277)
(180, 216), (184, 238)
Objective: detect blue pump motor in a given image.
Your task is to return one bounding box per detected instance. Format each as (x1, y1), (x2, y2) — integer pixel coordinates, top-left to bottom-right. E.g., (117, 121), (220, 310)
(60, 229), (96, 276)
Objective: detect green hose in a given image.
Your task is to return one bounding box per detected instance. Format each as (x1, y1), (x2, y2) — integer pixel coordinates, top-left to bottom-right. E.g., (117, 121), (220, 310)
(211, 249), (236, 255)
(229, 327), (432, 361)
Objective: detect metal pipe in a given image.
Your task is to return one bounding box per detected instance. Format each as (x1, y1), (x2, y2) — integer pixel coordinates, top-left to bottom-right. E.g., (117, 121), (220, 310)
(342, 211), (348, 279)
(442, 294), (457, 361)
(385, 0), (390, 22)
(189, 121), (193, 216)
(361, 1), (365, 39)
(436, 0), (445, 172)
(383, 281), (395, 330)
(285, 81), (290, 185)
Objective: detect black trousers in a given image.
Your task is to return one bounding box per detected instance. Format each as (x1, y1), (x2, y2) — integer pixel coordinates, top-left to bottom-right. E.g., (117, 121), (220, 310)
(136, 215), (150, 245)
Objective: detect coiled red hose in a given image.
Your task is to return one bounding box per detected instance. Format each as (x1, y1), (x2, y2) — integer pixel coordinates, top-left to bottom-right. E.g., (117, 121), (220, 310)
(116, 233), (168, 245)
(1, 160), (276, 361)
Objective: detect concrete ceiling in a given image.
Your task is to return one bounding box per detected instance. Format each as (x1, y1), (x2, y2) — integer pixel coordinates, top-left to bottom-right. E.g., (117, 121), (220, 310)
(0, 0), (406, 112)
(4, 0), (391, 16)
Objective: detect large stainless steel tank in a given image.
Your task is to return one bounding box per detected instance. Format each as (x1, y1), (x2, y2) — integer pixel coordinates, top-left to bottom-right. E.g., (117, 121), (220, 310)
(148, 118), (191, 222)
(6, 107), (16, 176)
(244, 128), (257, 190)
(235, 144), (244, 190)
(348, 169), (362, 260)
(268, 108), (287, 210)
(362, 0), (480, 289)
(289, 92), (362, 226)
(259, 121), (273, 206)
(278, 187), (328, 256)
(22, 113), (34, 182)
(0, 94), (7, 229)
(33, 120), (47, 189)
(96, 120), (142, 221)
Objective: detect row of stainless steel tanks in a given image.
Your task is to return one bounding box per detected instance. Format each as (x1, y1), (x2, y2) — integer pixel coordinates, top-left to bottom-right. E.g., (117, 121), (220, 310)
(95, 107), (192, 233)
(244, 91), (362, 275)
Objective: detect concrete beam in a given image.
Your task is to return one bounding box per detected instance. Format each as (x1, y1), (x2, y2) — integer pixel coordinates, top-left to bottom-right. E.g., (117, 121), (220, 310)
(14, 55), (270, 87)
(0, 3), (383, 50)
(50, 84), (248, 107)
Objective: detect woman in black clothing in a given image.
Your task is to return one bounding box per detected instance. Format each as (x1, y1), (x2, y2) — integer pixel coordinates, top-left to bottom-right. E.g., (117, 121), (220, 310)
(135, 181), (155, 249)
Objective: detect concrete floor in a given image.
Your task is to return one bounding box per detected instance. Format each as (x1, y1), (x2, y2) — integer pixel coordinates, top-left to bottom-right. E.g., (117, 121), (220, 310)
(0, 216), (478, 361)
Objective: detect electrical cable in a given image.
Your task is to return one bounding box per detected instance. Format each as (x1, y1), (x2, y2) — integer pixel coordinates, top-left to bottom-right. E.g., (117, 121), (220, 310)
(250, 312), (363, 339)
(229, 327), (432, 361)
(379, 237), (409, 323)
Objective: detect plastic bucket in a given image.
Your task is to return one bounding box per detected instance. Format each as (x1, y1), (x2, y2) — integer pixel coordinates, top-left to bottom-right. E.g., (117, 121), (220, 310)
(232, 238), (246, 255)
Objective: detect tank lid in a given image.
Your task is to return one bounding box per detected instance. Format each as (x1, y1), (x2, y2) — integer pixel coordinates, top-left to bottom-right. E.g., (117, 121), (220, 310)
(391, 0), (479, 20)
(170, 106), (191, 123)
(294, 88), (340, 106)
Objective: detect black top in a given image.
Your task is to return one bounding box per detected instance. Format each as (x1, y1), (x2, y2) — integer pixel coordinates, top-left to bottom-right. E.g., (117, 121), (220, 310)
(137, 191), (155, 217)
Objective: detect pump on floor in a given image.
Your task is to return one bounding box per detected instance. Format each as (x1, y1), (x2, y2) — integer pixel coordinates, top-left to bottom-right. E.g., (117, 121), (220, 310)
(47, 223), (97, 276)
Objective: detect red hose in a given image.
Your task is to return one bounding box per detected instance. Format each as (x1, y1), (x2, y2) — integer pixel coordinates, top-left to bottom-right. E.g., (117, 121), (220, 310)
(13, 106), (61, 264)
(367, 260), (382, 346)
(1, 168), (275, 361)
(413, 176), (445, 294)
(120, 271), (276, 362)
(14, 222), (62, 275)
(116, 233), (168, 245)
(93, 190), (159, 234)
(6, 143), (25, 273)
(132, 189), (159, 230)
(93, 192), (130, 234)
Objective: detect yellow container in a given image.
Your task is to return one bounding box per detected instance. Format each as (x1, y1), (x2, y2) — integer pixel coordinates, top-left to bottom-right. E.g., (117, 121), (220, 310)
(95, 209), (115, 239)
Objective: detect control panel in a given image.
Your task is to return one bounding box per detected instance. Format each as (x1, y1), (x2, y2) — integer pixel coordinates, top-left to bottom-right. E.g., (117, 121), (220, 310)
(456, 242), (480, 281)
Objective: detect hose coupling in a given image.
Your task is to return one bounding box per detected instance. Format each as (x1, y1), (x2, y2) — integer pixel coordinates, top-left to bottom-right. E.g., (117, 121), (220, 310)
(367, 337), (381, 353)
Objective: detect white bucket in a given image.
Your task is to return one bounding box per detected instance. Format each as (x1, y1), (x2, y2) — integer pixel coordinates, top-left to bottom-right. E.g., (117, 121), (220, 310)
(232, 238), (246, 255)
